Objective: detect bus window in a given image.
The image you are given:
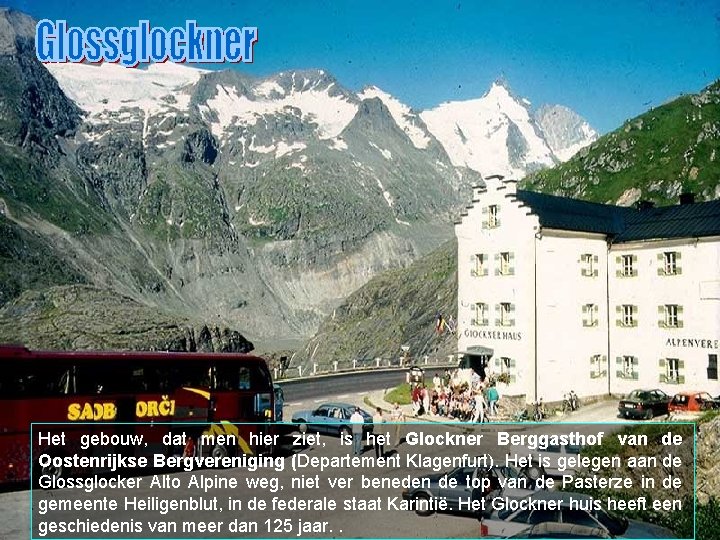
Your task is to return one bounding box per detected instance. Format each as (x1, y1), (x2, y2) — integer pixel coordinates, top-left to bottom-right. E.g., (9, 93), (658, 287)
(216, 365), (256, 390)
(75, 363), (130, 395)
(3, 364), (73, 398)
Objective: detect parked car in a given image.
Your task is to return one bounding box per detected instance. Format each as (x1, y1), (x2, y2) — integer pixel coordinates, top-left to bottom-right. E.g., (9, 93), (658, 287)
(291, 402), (372, 437)
(402, 463), (544, 516)
(668, 391), (719, 413)
(508, 522), (611, 538)
(479, 491), (676, 538)
(618, 389), (670, 420)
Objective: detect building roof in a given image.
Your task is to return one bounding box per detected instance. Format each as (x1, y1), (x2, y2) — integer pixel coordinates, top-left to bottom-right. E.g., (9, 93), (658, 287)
(514, 190), (720, 242)
(616, 199), (720, 242)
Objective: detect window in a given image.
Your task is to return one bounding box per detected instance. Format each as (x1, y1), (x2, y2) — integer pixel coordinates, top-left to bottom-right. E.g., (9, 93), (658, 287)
(664, 252), (676, 274)
(666, 358), (679, 382)
(582, 303), (598, 327)
(488, 205), (499, 228)
(561, 508), (601, 528)
(660, 358), (684, 384)
(590, 354), (607, 379)
(495, 357), (516, 383)
(580, 253), (599, 277)
(658, 251), (682, 276)
(616, 356), (638, 380)
(665, 305), (679, 327)
(618, 304), (637, 327)
(500, 357), (511, 373)
(495, 252), (514, 276)
(472, 302), (488, 326)
(498, 302), (514, 326)
(500, 252), (511, 275)
(708, 355), (718, 381)
(617, 254), (637, 277)
(471, 254), (487, 276)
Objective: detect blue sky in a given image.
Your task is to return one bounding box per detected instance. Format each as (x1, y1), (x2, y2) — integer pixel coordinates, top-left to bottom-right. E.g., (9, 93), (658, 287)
(10, 0), (720, 133)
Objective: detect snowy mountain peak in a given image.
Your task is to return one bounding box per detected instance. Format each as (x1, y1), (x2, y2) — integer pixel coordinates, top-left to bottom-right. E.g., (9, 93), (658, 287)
(419, 79), (597, 179)
(357, 86), (431, 148)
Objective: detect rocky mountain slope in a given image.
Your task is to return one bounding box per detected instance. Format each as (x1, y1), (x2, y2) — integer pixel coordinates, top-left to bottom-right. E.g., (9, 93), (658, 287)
(0, 8), (598, 350)
(524, 80), (720, 204)
(0, 285), (253, 352)
(300, 81), (719, 369)
(298, 239), (458, 367)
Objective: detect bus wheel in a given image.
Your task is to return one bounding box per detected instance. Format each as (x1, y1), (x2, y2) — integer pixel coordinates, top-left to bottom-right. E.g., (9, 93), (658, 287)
(210, 443), (229, 459)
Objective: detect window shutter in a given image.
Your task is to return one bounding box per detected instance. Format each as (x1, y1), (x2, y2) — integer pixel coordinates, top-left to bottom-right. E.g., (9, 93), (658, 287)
(632, 254), (638, 276)
(632, 305), (639, 326)
(677, 305), (684, 328)
(616, 357), (623, 366)
(509, 374), (516, 383)
(593, 255), (599, 276)
(659, 358), (666, 369)
(631, 357), (639, 367)
(678, 359), (685, 370)
(494, 253), (500, 275)
(616, 370), (625, 379)
(615, 305), (622, 327)
(657, 253), (664, 275)
(678, 375), (686, 384)
(509, 304), (516, 326)
(509, 253), (515, 275)
(632, 371), (639, 381)
(494, 304), (501, 326)
(509, 358), (517, 368)
(494, 357), (501, 368)
(657, 305), (665, 328)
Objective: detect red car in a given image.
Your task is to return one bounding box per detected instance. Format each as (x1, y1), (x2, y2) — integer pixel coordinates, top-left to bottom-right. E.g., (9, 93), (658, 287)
(668, 391), (719, 413)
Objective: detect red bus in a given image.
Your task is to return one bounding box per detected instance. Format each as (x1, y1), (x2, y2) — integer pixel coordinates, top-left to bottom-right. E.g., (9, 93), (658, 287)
(0, 345), (276, 486)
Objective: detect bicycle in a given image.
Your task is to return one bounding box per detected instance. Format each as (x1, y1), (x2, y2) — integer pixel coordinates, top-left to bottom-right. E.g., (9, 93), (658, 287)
(533, 400), (545, 421)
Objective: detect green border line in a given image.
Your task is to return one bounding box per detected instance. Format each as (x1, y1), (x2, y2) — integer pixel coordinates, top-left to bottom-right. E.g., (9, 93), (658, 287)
(28, 420), (696, 540)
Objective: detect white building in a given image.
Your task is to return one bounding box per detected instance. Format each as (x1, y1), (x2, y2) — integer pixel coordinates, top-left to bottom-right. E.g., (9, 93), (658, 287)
(455, 175), (720, 402)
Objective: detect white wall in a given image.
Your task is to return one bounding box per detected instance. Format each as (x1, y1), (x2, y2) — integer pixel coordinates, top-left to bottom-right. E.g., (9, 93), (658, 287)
(609, 237), (720, 397)
(536, 232), (610, 402)
(456, 177), (538, 399)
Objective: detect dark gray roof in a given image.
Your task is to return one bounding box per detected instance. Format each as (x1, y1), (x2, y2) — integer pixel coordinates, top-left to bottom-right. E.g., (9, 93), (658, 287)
(617, 199), (720, 241)
(515, 190), (631, 235)
(514, 190), (720, 242)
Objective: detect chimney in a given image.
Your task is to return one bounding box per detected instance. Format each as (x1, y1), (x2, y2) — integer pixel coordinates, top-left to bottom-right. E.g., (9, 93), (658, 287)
(635, 200), (655, 211)
(679, 192), (695, 205)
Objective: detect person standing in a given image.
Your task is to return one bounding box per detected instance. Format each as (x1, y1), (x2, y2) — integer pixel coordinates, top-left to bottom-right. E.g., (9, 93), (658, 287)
(472, 391), (486, 424)
(422, 384), (430, 417)
(372, 407), (385, 458)
(350, 407), (365, 456)
(390, 402), (405, 448)
(487, 384), (499, 417)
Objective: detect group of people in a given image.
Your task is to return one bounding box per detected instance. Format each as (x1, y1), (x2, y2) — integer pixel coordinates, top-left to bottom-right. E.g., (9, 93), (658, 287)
(411, 369), (500, 423)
